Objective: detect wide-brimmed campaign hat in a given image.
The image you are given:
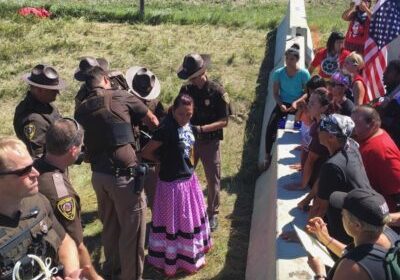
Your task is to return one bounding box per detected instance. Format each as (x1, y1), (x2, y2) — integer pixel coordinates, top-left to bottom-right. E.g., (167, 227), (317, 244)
(125, 66), (160, 100)
(330, 189), (389, 226)
(74, 56), (109, 81)
(177, 53), (210, 80)
(22, 64), (66, 90)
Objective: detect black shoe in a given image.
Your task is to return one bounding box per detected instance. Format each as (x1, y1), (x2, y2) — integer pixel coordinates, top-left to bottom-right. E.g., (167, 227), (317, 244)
(209, 215), (218, 232)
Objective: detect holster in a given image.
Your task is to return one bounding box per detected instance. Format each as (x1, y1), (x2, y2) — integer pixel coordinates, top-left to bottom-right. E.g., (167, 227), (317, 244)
(113, 163), (149, 194)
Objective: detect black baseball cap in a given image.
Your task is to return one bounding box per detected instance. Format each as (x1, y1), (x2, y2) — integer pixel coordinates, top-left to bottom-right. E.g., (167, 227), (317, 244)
(330, 189), (390, 226)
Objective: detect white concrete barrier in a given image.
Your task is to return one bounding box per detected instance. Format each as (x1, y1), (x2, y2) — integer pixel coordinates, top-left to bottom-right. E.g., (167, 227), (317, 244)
(247, 0), (314, 279)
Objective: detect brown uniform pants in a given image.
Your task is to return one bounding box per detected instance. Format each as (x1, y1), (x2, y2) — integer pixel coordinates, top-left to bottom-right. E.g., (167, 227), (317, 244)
(194, 139), (221, 217)
(92, 172), (146, 280)
(143, 165), (159, 210)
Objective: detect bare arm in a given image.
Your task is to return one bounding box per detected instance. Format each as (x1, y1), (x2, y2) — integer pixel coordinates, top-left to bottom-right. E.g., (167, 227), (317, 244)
(273, 81), (288, 112)
(58, 234), (80, 277)
(141, 140), (162, 163)
(332, 259), (371, 280)
(77, 243), (102, 280)
(200, 117), (228, 133)
(301, 151), (319, 189)
(308, 65), (316, 76)
(308, 197), (329, 219)
(306, 217), (346, 257)
(342, 3), (356, 21)
(142, 110), (159, 130)
(352, 81), (365, 106)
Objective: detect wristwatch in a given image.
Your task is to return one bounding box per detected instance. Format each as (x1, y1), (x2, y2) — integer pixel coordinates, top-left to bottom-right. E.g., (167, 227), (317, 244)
(314, 275), (327, 280)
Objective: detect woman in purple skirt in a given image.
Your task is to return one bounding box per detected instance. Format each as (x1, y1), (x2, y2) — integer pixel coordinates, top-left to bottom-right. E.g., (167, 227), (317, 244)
(141, 94), (212, 276)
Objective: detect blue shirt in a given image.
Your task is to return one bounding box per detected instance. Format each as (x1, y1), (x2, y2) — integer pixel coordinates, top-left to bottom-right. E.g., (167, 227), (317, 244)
(272, 67), (310, 104)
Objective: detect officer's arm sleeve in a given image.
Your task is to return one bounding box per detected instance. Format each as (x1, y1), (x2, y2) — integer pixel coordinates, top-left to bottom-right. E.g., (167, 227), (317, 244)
(21, 117), (48, 158)
(55, 196), (84, 245)
(127, 95), (149, 121)
(42, 194), (66, 239)
(216, 87), (230, 120)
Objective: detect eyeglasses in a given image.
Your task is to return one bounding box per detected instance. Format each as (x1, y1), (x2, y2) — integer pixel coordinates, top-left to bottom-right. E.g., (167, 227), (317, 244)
(0, 164), (34, 177)
(330, 82), (346, 88)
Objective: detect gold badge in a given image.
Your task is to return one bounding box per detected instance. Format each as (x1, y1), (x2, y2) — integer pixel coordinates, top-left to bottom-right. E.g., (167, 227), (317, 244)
(222, 92), (230, 104)
(23, 123), (36, 141)
(56, 197), (76, 221)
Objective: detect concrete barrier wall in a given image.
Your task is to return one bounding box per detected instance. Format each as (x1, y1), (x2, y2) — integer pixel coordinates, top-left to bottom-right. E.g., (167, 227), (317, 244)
(247, 0), (314, 279)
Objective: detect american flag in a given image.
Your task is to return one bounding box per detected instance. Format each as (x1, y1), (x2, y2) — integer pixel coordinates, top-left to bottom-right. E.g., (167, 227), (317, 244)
(363, 0), (400, 102)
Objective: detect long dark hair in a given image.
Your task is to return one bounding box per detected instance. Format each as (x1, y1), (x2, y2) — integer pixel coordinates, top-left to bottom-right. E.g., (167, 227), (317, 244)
(326, 32), (345, 54)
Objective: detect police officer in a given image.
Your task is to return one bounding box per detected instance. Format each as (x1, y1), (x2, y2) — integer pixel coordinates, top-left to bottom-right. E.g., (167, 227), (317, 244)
(177, 53), (230, 231)
(74, 57), (130, 112)
(34, 118), (102, 280)
(0, 137), (84, 280)
(126, 66), (166, 209)
(75, 66), (159, 280)
(14, 64), (64, 158)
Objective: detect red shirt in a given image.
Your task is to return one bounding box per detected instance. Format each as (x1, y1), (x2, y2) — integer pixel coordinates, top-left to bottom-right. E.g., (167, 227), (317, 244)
(359, 130), (400, 211)
(352, 74), (369, 104)
(311, 48), (350, 79)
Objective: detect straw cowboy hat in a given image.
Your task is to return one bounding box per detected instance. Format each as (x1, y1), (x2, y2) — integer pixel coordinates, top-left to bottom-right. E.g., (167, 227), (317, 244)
(177, 53), (210, 80)
(22, 64), (66, 90)
(125, 66), (161, 100)
(74, 56), (109, 81)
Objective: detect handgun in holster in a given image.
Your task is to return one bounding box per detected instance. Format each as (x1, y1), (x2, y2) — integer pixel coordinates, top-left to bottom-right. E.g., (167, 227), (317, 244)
(133, 163), (148, 194)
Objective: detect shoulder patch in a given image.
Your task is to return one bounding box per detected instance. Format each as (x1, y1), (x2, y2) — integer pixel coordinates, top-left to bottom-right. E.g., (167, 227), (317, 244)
(56, 197), (76, 221)
(222, 92), (230, 104)
(52, 173), (69, 198)
(23, 123), (36, 141)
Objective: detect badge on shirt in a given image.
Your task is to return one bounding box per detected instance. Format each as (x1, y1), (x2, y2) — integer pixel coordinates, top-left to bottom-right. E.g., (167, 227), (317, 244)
(204, 99), (210, 106)
(222, 92), (230, 104)
(57, 197), (76, 221)
(23, 123), (36, 141)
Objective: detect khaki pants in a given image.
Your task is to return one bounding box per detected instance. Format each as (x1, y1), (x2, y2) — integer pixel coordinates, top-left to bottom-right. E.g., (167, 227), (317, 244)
(194, 139), (221, 217)
(92, 172), (146, 280)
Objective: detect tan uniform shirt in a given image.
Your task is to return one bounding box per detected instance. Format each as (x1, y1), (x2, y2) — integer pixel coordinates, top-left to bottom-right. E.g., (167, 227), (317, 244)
(13, 92), (62, 158)
(35, 158), (83, 244)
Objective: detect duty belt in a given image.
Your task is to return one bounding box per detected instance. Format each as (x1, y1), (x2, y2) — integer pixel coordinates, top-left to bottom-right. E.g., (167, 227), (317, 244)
(196, 130), (222, 141)
(113, 166), (138, 178)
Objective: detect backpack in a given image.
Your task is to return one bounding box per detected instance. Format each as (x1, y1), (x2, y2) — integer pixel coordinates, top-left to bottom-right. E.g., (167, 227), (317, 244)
(382, 240), (400, 280)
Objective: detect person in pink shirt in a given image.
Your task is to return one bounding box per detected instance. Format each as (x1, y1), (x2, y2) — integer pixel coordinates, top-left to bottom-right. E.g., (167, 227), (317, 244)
(351, 105), (400, 215)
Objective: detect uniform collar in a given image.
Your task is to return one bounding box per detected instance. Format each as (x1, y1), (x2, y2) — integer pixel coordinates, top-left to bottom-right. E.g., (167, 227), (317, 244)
(0, 211), (21, 227)
(34, 157), (64, 173)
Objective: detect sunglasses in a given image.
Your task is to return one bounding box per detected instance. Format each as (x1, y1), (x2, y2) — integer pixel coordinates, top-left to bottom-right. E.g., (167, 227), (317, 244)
(330, 82), (346, 88)
(0, 164), (34, 177)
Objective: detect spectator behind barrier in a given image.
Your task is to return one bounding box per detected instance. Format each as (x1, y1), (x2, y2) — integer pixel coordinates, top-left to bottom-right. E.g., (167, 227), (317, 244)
(378, 60), (400, 147)
(343, 52), (368, 105)
(351, 106), (400, 217)
(308, 32), (350, 80)
(263, 43), (311, 170)
(330, 71), (354, 116)
(315, 114), (373, 243)
(307, 189), (397, 280)
(342, 0), (373, 55)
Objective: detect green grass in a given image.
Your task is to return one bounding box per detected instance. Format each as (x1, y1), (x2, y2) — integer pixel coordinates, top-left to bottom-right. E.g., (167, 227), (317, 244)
(0, 0), (350, 278)
(0, 0), (285, 29)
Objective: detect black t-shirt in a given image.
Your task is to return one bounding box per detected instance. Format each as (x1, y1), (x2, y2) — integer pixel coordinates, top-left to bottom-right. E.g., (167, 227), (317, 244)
(318, 140), (372, 243)
(338, 98), (355, 116)
(152, 114), (195, 182)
